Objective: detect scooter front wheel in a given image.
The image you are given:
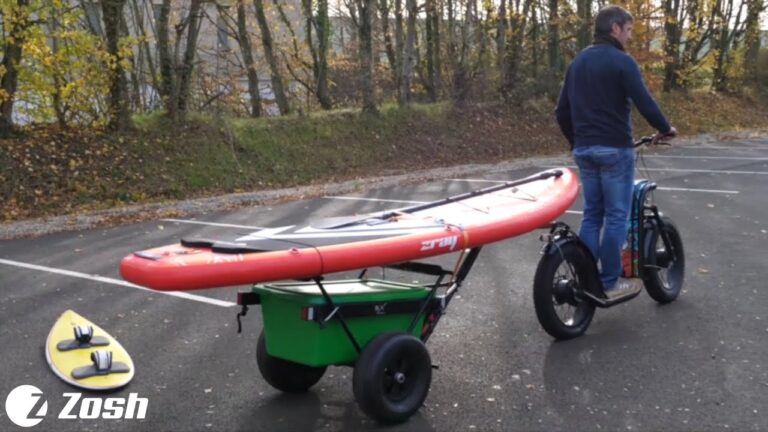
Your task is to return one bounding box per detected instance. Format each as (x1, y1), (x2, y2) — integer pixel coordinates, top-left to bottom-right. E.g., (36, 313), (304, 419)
(533, 242), (596, 340)
(642, 216), (685, 303)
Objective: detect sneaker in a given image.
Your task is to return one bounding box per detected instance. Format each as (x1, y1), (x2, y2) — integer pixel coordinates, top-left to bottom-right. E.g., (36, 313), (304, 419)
(605, 277), (643, 299)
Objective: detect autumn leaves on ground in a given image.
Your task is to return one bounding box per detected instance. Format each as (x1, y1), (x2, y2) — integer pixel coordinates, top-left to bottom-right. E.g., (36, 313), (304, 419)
(1, 91), (767, 223)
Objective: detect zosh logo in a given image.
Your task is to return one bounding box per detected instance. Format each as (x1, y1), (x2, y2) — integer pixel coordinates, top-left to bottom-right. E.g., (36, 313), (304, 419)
(5, 385), (48, 428)
(4, 385), (148, 427)
(59, 392), (147, 420)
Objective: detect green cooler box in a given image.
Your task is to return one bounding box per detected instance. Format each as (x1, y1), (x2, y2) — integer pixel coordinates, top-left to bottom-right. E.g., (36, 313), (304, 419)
(254, 279), (432, 367)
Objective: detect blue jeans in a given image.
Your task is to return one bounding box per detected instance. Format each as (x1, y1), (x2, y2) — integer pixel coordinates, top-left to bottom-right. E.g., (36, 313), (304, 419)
(573, 145), (635, 290)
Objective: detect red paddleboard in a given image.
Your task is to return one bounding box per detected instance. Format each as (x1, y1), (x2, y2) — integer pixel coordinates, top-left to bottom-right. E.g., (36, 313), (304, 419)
(120, 168), (579, 291)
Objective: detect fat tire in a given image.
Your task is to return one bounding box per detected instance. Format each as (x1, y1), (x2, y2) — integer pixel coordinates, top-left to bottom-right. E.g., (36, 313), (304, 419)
(642, 216), (685, 304)
(533, 242), (596, 340)
(256, 331), (326, 393)
(353, 332), (432, 424)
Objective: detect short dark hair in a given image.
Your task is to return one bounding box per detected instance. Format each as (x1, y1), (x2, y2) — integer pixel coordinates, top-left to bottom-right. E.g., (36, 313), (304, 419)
(594, 5), (634, 37)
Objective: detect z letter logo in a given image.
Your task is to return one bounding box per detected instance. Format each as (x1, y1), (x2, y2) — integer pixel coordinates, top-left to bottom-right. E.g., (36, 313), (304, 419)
(5, 385), (48, 428)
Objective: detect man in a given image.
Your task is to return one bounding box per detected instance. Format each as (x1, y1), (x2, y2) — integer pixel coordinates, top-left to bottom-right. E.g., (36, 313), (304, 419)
(555, 5), (676, 297)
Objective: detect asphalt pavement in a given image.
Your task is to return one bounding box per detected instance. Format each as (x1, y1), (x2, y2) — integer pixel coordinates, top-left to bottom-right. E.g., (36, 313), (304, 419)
(1, 135), (767, 432)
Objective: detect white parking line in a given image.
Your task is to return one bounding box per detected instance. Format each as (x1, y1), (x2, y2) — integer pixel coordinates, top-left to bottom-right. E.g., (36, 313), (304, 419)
(450, 178), (739, 194)
(656, 186), (739, 194)
(324, 196), (428, 205)
(161, 218), (265, 230)
(640, 155), (768, 160)
(676, 146), (768, 150)
(0, 258), (236, 308)
(542, 165), (768, 175)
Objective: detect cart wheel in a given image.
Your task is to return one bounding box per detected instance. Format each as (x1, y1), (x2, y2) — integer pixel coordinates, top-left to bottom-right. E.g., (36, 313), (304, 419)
(533, 241), (596, 340)
(642, 216), (685, 304)
(353, 332), (432, 424)
(256, 331), (326, 393)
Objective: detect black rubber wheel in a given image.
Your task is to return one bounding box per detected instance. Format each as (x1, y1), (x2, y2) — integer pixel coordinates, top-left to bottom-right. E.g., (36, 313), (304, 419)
(642, 216), (685, 304)
(256, 331), (326, 393)
(353, 332), (432, 424)
(533, 242), (596, 340)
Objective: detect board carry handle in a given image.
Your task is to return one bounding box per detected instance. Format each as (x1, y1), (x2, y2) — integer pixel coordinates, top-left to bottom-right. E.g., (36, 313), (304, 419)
(56, 325), (110, 352)
(71, 350), (131, 380)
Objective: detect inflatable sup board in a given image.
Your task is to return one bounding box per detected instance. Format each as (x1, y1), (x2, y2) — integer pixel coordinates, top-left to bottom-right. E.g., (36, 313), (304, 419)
(45, 310), (134, 390)
(121, 168), (579, 291)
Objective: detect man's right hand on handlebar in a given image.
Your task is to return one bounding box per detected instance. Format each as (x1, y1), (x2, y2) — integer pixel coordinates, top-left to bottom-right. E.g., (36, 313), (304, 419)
(653, 126), (677, 144)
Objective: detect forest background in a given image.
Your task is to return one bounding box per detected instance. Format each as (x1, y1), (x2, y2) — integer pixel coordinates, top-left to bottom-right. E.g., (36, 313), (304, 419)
(1, 0), (767, 222)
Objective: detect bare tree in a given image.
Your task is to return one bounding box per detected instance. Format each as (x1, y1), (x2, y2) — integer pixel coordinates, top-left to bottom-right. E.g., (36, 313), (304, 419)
(302, 0), (333, 109)
(253, 0), (291, 114)
(356, 0), (377, 112)
(711, 0), (746, 91)
(743, 0), (765, 85)
(235, 0), (263, 116)
(662, 0), (683, 91)
(399, 0), (417, 105)
(102, 0), (133, 130)
(0, 0), (31, 136)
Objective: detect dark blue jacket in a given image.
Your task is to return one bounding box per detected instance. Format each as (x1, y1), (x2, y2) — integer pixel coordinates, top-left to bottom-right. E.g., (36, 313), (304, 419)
(555, 43), (671, 149)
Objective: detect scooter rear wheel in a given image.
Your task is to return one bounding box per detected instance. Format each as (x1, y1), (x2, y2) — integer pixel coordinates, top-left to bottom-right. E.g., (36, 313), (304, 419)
(533, 242), (596, 340)
(642, 216), (685, 303)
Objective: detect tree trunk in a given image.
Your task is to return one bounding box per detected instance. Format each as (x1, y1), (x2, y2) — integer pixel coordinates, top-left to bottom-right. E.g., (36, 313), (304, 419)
(547, 0), (561, 73)
(102, 0), (132, 131)
(130, 0), (160, 109)
(662, 0), (682, 92)
(744, 0), (764, 85)
(380, 0), (400, 89)
(314, 0), (333, 109)
(399, 0), (417, 105)
(576, 0), (592, 51)
(176, 0), (203, 118)
(425, 0), (437, 101)
(394, 0), (404, 97)
(497, 0), (507, 72)
(235, 0), (263, 117)
(254, 0), (291, 114)
(501, 0), (531, 95)
(50, 10), (66, 127)
(429, 0), (441, 100)
(0, 0), (31, 136)
(357, 0), (377, 112)
(156, 0), (177, 118)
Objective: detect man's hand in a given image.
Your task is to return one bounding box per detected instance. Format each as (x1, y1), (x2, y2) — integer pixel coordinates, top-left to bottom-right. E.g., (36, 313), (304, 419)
(653, 126), (677, 144)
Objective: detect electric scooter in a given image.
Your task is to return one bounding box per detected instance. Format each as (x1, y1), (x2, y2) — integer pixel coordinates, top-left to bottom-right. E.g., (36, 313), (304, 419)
(533, 135), (685, 340)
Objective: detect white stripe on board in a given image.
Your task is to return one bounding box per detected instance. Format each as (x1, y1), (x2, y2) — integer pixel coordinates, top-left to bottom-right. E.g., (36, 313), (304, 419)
(542, 165), (768, 175)
(161, 218), (265, 230)
(565, 210), (583, 215)
(0, 258), (235, 308)
(324, 196), (429, 205)
(449, 178), (739, 194)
